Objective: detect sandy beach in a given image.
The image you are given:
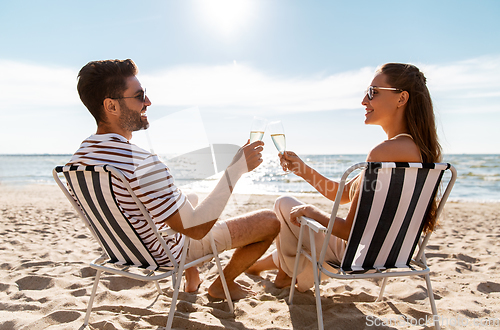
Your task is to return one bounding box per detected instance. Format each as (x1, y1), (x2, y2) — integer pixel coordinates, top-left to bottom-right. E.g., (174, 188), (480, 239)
(1, 184), (499, 330)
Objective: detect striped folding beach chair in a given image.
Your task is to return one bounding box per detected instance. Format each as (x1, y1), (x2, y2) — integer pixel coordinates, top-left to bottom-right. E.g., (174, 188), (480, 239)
(53, 164), (233, 330)
(288, 162), (457, 330)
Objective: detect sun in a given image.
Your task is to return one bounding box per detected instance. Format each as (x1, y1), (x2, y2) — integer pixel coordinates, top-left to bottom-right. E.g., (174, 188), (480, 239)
(196, 0), (256, 37)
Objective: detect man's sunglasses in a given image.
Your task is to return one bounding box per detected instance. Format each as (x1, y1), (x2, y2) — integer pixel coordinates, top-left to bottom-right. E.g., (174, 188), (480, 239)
(109, 88), (147, 103)
(365, 86), (403, 100)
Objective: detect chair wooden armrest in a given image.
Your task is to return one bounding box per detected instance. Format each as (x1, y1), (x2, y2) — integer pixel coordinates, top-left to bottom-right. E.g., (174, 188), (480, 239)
(299, 216), (327, 233)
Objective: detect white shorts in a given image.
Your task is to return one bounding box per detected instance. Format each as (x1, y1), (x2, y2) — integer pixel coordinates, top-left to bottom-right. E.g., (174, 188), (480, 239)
(185, 221), (232, 263)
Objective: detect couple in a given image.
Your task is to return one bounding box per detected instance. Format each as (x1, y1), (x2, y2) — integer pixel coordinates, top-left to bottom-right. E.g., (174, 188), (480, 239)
(69, 59), (441, 299)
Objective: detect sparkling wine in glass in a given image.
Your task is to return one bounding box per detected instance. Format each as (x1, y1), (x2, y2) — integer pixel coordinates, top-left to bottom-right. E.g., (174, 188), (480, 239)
(269, 120), (290, 174)
(268, 121), (286, 154)
(249, 116), (267, 143)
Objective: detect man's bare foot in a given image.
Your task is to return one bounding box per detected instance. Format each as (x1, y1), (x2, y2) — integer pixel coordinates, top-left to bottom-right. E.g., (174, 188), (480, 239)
(274, 269), (292, 288)
(184, 267), (203, 293)
(208, 280), (256, 301)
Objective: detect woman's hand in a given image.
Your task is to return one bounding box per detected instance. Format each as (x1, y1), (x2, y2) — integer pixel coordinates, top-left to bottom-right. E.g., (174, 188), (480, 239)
(279, 151), (307, 176)
(289, 204), (317, 227)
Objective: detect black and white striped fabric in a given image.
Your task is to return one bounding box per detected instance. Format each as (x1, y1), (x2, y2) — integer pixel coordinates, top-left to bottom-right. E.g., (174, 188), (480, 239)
(341, 162), (450, 272)
(55, 165), (161, 271)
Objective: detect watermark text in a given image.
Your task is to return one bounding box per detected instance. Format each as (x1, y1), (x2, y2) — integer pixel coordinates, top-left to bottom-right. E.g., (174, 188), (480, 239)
(366, 315), (500, 327)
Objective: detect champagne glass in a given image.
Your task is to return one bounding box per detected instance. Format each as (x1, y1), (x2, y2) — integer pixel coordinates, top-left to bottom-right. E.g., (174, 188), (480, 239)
(249, 116), (267, 143)
(268, 120), (290, 174)
(268, 121), (286, 154)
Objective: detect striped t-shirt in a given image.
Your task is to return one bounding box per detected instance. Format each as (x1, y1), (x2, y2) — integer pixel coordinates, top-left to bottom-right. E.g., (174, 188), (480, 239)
(67, 133), (187, 266)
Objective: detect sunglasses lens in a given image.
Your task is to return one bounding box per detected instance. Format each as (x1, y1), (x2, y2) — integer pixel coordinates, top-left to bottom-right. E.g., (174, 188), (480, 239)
(367, 87), (373, 100)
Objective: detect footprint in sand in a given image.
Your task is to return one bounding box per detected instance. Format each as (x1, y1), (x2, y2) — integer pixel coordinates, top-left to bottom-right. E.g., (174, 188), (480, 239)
(15, 275), (54, 291)
(477, 281), (500, 294)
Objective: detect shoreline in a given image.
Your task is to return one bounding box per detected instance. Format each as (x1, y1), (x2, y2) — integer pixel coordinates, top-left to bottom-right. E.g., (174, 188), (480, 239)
(1, 183), (499, 204)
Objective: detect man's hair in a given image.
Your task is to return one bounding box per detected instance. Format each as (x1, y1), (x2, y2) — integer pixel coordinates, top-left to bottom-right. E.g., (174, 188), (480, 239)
(77, 59), (138, 124)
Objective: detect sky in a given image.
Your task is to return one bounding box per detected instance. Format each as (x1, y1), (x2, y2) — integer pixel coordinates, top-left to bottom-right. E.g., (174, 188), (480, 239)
(0, 0), (499, 156)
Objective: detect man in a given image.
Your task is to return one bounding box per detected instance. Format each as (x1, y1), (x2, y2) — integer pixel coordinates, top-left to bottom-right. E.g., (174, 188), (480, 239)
(68, 59), (280, 300)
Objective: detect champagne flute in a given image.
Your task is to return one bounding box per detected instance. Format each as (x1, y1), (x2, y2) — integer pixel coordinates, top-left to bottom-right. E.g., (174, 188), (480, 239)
(268, 120), (290, 174)
(268, 120), (286, 153)
(249, 116), (267, 143)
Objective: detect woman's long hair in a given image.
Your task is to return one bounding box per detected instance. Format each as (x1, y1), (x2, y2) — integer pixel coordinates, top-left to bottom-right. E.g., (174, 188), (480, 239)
(378, 63), (442, 233)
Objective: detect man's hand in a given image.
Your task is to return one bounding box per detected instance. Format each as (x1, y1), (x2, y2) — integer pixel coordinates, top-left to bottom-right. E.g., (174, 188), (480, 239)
(169, 140), (265, 231)
(228, 140), (264, 176)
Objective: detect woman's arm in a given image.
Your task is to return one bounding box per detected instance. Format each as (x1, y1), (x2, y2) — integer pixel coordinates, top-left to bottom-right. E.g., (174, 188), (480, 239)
(286, 136), (423, 241)
(280, 151), (356, 203)
(288, 200), (357, 242)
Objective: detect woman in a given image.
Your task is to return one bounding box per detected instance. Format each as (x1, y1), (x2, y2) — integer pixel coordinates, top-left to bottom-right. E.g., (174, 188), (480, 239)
(247, 63), (442, 291)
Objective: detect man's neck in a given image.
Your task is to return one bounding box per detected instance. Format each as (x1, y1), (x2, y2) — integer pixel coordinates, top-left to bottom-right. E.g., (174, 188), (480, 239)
(96, 125), (131, 141)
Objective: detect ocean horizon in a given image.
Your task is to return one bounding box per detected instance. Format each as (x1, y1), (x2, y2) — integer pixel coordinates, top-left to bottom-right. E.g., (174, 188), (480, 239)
(1, 153), (499, 203)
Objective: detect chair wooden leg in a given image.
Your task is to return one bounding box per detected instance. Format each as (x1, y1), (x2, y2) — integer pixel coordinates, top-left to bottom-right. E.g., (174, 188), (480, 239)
(171, 273), (176, 289)
(210, 232), (234, 313)
(165, 246), (189, 330)
(289, 224), (305, 304)
(376, 277), (389, 302)
(165, 269), (183, 330)
(84, 269), (102, 326)
(424, 274), (440, 330)
(154, 280), (162, 295)
(309, 229), (324, 330)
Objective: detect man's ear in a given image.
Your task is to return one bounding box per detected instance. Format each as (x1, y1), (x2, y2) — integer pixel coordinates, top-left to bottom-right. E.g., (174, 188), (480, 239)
(398, 91), (409, 108)
(103, 98), (119, 117)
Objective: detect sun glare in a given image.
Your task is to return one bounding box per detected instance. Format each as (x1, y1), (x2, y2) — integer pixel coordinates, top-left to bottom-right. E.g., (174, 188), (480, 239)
(196, 0), (255, 37)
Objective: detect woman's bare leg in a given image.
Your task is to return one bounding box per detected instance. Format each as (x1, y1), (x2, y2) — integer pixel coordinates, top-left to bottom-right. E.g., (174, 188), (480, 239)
(274, 265), (292, 288)
(246, 254), (277, 276)
(184, 266), (202, 292)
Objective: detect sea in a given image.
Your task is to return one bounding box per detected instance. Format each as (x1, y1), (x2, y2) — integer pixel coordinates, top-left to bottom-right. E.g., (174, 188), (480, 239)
(1, 154), (499, 203)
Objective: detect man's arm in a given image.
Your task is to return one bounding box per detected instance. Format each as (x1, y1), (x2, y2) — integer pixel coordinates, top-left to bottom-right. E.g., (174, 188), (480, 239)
(165, 140), (264, 239)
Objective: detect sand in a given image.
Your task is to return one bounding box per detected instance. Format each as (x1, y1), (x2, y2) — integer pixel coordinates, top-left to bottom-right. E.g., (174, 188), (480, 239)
(0, 184), (499, 330)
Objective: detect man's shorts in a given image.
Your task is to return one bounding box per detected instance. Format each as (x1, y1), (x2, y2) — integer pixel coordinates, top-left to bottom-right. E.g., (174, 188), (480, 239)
(185, 221), (232, 263)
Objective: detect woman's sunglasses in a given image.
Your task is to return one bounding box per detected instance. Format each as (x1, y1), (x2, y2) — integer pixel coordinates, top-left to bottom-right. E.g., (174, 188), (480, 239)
(365, 86), (403, 100)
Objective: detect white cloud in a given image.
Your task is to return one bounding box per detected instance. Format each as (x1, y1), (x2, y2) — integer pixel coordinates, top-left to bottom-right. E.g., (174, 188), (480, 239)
(0, 60), (78, 108)
(141, 63), (373, 114)
(141, 56), (500, 115)
(1, 55), (499, 116)
(1, 56), (498, 154)
(422, 55), (500, 113)
(424, 56), (500, 91)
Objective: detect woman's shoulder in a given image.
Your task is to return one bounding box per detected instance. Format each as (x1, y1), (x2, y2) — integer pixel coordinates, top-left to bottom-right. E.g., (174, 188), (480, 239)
(367, 137), (422, 162)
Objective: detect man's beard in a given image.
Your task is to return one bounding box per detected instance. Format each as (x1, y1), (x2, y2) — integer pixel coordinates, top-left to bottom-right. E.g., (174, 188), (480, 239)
(119, 103), (149, 132)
